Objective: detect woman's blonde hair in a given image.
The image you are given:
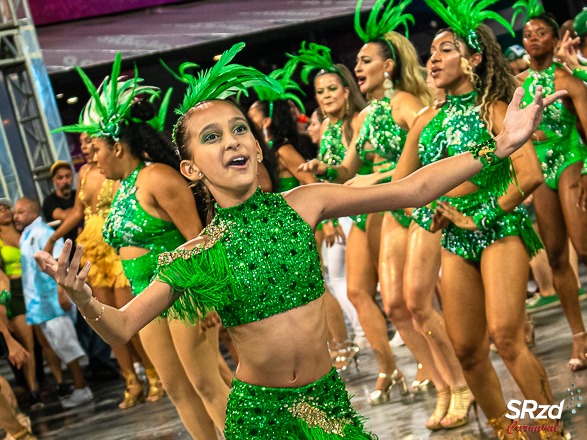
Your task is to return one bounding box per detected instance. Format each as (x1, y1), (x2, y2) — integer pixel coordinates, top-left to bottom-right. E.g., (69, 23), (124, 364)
(376, 32), (433, 105)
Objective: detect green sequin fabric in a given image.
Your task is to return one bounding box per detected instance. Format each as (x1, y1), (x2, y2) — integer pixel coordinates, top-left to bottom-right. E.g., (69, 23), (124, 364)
(225, 368), (376, 439)
(280, 176), (300, 191)
(103, 162), (186, 254)
(102, 162), (186, 296)
(319, 119), (371, 231)
(521, 64), (587, 190)
(355, 98), (411, 227)
(157, 188), (325, 328)
(418, 91), (542, 262)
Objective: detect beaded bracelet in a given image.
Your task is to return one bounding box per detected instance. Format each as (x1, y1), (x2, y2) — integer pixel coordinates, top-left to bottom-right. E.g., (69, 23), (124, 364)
(315, 167), (338, 182)
(472, 198), (505, 231)
(572, 67), (587, 83)
(81, 297), (105, 322)
(469, 138), (503, 167)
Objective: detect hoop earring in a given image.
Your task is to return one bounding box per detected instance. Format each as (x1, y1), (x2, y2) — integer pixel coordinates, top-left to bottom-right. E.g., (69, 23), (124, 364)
(384, 72), (394, 100)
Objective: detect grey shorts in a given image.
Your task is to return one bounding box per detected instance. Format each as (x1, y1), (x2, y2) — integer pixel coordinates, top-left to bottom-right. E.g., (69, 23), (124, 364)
(40, 315), (86, 364)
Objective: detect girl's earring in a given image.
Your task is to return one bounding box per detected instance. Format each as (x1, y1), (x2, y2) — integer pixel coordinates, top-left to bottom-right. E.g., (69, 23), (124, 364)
(198, 172), (204, 179)
(257, 155), (262, 163)
(384, 72), (394, 100)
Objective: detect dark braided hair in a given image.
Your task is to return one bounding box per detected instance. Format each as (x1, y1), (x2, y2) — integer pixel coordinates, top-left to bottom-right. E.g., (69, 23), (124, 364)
(105, 100), (180, 170)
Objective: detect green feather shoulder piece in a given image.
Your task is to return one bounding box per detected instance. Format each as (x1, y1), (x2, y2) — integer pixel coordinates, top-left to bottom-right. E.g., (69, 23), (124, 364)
(157, 221), (238, 324)
(354, 0), (414, 42)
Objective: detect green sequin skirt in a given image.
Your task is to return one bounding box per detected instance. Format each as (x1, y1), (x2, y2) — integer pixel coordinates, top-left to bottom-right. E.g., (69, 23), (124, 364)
(349, 214), (367, 231)
(411, 205), (435, 231)
(224, 368), (376, 439)
(121, 252), (158, 295)
(442, 193), (542, 263)
(533, 130), (586, 190)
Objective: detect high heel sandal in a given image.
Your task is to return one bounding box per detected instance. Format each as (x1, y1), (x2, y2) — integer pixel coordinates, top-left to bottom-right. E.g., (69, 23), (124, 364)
(145, 367), (165, 402)
(410, 362), (432, 393)
(568, 332), (587, 372)
(440, 385), (477, 429)
(368, 370), (409, 406)
(537, 419), (571, 439)
(329, 340), (360, 373)
(487, 412), (529, 439)
(5, 415), (36, 440)
(425, 388), (451, 430)
(118, 371), (145, 410)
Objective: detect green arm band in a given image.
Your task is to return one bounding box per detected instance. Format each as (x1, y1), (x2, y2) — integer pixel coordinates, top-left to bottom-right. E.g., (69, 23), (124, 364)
(472, 198), (505, 231)
(572, 67), (587, 82)
(0, 290), (11, 307)
(469, 138), (504, 167)
(315, 167), (338, 182)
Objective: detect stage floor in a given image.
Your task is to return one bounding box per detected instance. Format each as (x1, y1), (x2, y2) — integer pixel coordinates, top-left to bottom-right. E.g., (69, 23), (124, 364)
(17, 296), (587, 439)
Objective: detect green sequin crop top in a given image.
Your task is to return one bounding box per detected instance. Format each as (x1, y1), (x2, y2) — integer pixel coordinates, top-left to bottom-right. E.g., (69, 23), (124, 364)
(355, 98), (407, 170)
(156, 188), (324, 328)
(321, 120), (372, 175)
(521, 64), (580, 139)
(418, 90), (510, 191)
(103, 162), (186, 254)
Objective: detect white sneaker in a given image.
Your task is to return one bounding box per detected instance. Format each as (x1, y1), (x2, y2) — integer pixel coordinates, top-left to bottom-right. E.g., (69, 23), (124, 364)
(61, 387), (93, 408)
(389, 331), (405, 347)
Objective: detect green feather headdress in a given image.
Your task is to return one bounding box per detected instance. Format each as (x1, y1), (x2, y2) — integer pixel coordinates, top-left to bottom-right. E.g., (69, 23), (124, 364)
(163, 42), (283, 116)
(53, 53), (159, 141)
(286, 41), (344, 86)
(144, 88), (173, 132)
(511, 0), (546, 26)
(253, 59), (306, 114)
(424, 0), (514, 53)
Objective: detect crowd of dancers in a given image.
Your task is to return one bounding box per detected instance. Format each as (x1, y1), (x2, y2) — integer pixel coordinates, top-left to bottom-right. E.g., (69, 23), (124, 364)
(0, 0), (586, 438)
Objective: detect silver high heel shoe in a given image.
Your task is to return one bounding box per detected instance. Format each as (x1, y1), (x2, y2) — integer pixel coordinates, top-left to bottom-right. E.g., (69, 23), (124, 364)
(368, 370), (409, 405)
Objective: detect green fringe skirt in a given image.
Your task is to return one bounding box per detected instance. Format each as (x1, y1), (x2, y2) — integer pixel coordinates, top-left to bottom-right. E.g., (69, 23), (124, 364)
(224, 368), (376, 439)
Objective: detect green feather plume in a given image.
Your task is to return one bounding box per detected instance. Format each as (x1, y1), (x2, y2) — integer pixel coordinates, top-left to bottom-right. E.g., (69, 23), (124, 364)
(286, 41), (338, 85)
(53, 53), (159, 139)
(511, 0), (546, 25)
(146, 87), (173, 132)
(253, 59), (306, 113)
(165, 42), (283, 115)
(354, 0), (415, 42)
(424, 0), (515, 50)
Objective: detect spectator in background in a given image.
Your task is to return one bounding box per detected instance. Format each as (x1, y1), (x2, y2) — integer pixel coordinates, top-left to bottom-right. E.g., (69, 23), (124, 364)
(13, 197), (93, 409)
(505, 44), (530, 75)
(42, 161), (78, 244)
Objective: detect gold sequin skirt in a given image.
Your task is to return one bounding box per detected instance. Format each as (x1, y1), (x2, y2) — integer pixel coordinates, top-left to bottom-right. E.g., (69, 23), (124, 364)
(77, 215), (129, 289)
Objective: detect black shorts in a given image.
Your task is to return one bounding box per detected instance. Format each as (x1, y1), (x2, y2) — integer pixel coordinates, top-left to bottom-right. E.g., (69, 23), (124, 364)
(9, 278), (26, 318)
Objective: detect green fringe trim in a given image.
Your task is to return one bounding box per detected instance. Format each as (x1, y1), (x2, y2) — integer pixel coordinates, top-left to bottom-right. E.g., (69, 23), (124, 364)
(290, 418), (378, 440)
(156, 241), (237, 324)
(520, 214), (544, 259)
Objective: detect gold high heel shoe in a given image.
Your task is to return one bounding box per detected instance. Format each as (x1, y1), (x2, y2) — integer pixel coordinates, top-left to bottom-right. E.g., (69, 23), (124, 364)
(118, 371), (145, 410)
(568, 332), (587, 372)
(145, 367), (165, 402)
(537, 419), (571, 439)
(440, 385), (477, 429)
(329, 340), (360, 373)
(425, 388), (451, 430)
(410, 362), (432, 393)
(487, 412), (529, 439)
(5, 415), (36, 440)
(368, 370), (409, 406)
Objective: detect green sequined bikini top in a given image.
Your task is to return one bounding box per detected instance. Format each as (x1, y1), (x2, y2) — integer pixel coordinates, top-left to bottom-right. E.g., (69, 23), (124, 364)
(355, 98), (407, 169)
(418, 90), (510, 191)
(521, 63), (579, 139)
(320, 119), (372, 175)
(156, 188), (324, 328)
(103, 162), (186, 253)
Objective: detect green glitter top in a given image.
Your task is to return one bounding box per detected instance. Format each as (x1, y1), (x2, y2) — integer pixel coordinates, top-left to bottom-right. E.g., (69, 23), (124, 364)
(355, 98), (407, 170)
(103, 162), (186, 254)
(418, 90), (510, 192)
(320, 119), (372, 175)
(521, 64), (584, 140)
(156, 188), (325, 327)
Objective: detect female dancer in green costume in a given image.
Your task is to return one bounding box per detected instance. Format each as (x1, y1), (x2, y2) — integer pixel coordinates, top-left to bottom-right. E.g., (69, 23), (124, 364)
(54, 57), (229, 438)
(395, 0), (565, 437)
(302, 0), (437, 406)
(35, 41), (558, 439)
(514, 0), (587, 372)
